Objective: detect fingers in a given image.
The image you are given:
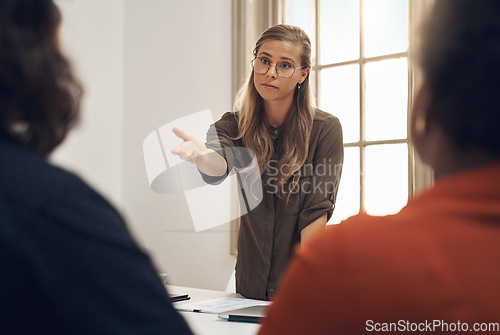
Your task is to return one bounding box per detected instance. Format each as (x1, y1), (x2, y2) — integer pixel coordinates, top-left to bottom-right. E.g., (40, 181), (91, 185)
(171, 141), (191, 156)
(171, 141), (201, 163)
(171, 147), (193, 162)
(172, 127), (191, 142)
(171, 127), (208, 163)
(171, 127), (194, 159)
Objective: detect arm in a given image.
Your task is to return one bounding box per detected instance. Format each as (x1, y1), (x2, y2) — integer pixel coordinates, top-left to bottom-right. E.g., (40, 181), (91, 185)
(297, 114), (344, 234)
(171, 127), (227, 177)
(300, 212), (327, 245)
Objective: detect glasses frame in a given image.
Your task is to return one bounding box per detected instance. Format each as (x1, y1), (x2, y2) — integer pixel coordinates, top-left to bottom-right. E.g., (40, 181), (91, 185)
(251, 57), (305, 78)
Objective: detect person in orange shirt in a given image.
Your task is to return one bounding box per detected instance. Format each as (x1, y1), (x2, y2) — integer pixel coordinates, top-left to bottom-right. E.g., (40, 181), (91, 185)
(258, 0), (500, 334)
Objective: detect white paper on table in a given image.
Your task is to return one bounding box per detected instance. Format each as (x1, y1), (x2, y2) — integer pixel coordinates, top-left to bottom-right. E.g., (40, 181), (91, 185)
(174, 297), (271, 314)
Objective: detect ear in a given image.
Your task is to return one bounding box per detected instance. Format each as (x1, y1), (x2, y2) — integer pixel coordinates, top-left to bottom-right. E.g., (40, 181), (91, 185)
(299, 67), (310, 84)
(410, 82), (432, 164)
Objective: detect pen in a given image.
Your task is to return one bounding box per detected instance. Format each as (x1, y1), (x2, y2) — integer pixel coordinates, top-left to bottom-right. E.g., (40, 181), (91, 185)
(218, 314), (261, 323)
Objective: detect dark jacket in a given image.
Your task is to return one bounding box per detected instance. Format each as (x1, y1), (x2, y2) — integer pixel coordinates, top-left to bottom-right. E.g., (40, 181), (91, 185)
(0, 132), (193, 335)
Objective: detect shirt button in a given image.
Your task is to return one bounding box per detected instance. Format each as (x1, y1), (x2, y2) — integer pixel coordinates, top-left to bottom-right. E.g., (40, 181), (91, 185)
(269, 288), (274, 293)
(273, 129), (278, 135)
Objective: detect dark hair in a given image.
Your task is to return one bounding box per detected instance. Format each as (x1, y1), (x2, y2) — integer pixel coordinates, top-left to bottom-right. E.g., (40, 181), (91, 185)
(0, 0), (82, 154)
(420, 0), (500, 155)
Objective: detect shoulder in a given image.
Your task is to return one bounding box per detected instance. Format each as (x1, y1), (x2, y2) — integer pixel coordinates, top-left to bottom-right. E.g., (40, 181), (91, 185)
(313, 109), (341, 127)
(0, 140), (122, 226)
(212, 111), (239, 136)
(309, 109), (343, 146)
(1, 140), (67, 199)
(215, 111), (238, 127)
(305, 210), (427, 266)
(312, 109), (342, 136)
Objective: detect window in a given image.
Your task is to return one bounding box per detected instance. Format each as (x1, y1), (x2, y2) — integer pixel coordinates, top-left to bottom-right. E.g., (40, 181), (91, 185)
(285, 0), (422, 223)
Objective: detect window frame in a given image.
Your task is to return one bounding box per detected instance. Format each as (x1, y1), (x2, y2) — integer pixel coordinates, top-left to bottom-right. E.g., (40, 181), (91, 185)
(282, 0), (434, 215)
(311, 0), (411, 214)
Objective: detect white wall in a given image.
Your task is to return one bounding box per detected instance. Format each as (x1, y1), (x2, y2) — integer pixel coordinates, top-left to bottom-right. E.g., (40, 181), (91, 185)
(52, 0), (124, 208)
(122, 0), (235, 291)
(52, 0), (234, 291)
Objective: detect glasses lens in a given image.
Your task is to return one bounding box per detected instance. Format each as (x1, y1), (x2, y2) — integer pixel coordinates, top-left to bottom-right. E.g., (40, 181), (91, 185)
(277, 62), (294, 78)
(253, 58), (268, 74)
(252, 58), (296, 78)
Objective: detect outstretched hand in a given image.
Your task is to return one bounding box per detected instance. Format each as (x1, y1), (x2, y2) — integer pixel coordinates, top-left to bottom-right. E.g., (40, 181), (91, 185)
(171, 127), (210, 163)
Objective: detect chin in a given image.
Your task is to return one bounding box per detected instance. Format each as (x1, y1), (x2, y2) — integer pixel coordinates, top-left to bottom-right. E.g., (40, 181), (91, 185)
(255, 88), (272, 101)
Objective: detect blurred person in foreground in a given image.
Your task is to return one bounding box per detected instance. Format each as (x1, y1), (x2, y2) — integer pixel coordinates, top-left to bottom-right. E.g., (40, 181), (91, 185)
(0, 0), (193, 334)
(258, 0), (500, 334)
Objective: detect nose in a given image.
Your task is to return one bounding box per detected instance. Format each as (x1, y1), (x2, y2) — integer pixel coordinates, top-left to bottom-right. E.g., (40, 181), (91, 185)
(266, 64), (277, 79)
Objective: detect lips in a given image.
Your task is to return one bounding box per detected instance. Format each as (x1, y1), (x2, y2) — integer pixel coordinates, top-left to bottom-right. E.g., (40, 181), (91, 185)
(262, 83), (278, 89)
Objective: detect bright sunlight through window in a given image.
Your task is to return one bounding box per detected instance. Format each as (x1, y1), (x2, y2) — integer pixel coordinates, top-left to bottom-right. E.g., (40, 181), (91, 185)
(285, 0), (410, 223)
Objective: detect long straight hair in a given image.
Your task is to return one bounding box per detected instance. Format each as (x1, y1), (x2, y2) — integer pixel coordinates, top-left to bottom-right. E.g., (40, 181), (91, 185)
(234, 24), (314, 200)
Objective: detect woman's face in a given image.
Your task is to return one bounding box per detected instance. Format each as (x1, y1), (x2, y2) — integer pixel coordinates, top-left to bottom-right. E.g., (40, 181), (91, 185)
(253, 40), (309, 106)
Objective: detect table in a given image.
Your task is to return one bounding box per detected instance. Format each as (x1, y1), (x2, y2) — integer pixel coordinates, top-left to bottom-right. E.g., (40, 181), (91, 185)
(168, 285), (261, 335)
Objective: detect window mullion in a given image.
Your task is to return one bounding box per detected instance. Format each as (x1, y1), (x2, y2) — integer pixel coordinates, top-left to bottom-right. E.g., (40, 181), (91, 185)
(314, 0), (320, 105)
(359, 0), (366, 213)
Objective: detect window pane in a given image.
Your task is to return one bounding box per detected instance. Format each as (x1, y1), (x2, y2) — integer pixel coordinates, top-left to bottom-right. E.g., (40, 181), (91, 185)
(330, 147), (360, 224)
(320, 0), (359, 64)
(286, 0), (312, 37)
(363, 0), (408, 57)
(320, 64), (360, 143)
(365, 58), (407, 141)
(309, 69), (317, 100)
(364, 144), (408, 216)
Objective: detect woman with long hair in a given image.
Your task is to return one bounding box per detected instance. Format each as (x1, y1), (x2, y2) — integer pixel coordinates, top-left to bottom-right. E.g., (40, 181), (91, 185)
(172, 24), (343, 300)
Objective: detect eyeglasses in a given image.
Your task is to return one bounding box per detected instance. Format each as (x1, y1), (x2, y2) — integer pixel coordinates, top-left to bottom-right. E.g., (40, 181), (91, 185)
(251, 57), (304, 78)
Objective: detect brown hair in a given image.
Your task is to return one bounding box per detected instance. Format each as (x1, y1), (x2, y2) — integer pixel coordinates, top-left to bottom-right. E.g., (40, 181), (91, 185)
(234, 24), (314, 200)
(0, 0), (83, 154)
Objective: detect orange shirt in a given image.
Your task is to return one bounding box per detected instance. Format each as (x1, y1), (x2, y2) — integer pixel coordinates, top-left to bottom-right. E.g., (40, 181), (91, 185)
(258, 162), (500, 335)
